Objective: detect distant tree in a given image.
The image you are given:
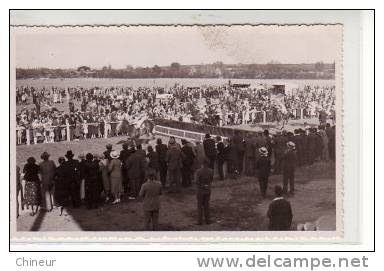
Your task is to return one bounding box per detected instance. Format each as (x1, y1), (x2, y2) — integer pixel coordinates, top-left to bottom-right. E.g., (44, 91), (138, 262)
(152, 65), (162, 74)
(77, 66), (91, 72)
(170, 62), (181, 70)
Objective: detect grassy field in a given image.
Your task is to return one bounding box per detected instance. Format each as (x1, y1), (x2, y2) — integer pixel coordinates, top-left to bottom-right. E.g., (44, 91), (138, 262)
(15, 137), (336, 232)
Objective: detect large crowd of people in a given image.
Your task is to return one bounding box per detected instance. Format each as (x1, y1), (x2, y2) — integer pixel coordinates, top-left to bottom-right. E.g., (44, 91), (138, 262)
(15, 83), (336, 144)
(16, 121), (335, 230)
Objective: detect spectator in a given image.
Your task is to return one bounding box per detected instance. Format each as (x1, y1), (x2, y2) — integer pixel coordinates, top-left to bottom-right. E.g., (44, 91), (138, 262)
(155, 138), (168, 188)
(267, 185), (293, 230)
(23, 157), (41, 216)
(108, 151), (124, 204)
(139, 170), (162, 231)
(281, 142), (297, 195)
(203, 134), (216, 170)
(195, 159), (213, 225)
(38, 151), (56, 212)
(256, 147), (271, 198)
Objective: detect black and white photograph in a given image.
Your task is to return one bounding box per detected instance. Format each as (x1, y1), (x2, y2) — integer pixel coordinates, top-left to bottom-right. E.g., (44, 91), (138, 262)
(10, 16), (344, 241)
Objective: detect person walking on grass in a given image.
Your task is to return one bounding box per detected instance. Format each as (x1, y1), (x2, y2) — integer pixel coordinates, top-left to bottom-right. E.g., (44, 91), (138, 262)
(195, 159), (213, 225)
(281, 141), (297, 195)
(139, 170), (162, 231)
(126, 147), (147, 199)
(39, 152), (56, 212)
(256, 147), (271, 198)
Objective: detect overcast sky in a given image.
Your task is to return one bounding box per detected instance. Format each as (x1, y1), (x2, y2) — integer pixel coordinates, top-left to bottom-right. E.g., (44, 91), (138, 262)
(14, 25), (341, 69)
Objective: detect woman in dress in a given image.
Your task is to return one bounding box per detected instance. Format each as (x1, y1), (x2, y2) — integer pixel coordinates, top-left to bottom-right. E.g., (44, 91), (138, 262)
(108, 151), (123, 204)
(54, 157), (70, 216)
(23, 157), (41, 216)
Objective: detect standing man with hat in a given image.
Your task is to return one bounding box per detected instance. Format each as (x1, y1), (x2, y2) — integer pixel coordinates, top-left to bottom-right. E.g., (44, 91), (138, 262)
(139, 169), (162, 230)
(166, 137), (184, 193)
(195, 159), (214, 225)
(281, 141), (297, 195)
(203, 133), (217, 170)
(103, 144), (113, 160)
(119, 143), (131, 193)
(155, 138), (168, 188)
(256, 147), (271, 198)
(64, 150), (82, 208)
(39, 152), (56, 211)
(267, 185), (293, 230)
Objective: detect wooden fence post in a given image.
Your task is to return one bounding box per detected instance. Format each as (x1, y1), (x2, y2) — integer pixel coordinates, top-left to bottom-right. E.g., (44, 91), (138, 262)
(66, 120), (71, 142)
(263, 111), (267, 123)
(26, 129), (30, 145)
(104, 121), (108, 139)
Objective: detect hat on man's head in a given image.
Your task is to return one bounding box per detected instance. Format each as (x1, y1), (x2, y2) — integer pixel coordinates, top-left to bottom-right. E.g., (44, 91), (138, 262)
(169, 137), (176, 145)
(287, 141), (296, 149)
(259, 147), (268, 156)
(110, 150), (119, 159)
(205, 133), (211, 139)
(181, 139), (188, 145)
(27, 157), (36, 164)
(85, 153), (94, 161)
(40, 152), (50, 160)
(58, 157), (66, 164)
(122, 142), (129, 149)
(65, 150), (74, 158)
(216, 135), (222, 141)
(106, 144), (113, 150)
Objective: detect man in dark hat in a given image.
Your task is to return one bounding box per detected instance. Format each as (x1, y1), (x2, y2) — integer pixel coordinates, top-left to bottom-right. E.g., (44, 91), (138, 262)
(39, 152), (56, 211)
(155, 138), (168, 187)
(119, 143), (131, 193)
(272, 131), (286, 174)
(139, 169), (162, 231)
(203, 133), (217, 170)
(232, 130), (245, 174)
(181, 139), (195, 187)
(195, 159), (214, 225)
(166, 138), (184, 193)
(244, 133), (256, 176)
(63, 150), (82, 207)
(103, 144), (113, 160)
(267, 185), (293, 230)
(216, 135), (226, 180)
(256, 147), (271, 198)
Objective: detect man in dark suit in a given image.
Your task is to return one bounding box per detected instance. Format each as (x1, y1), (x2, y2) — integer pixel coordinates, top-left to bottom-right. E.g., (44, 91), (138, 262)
(155, 138), (168, 187)
(203, 134), (217, 170)
(256, 147), (271, 198)
(119, 143), (131, 193)
(195, 159), (214, 225)
(166, 138), (184, 193)
(267, 185), (293, 230)
(232, 131), (245, 174)
(216, 136), (226, 180)
(125, 150), (147, 199)
(181, 139), (195, 187)
(63, 150), (82, 208)
(281, 141), (297, 195)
